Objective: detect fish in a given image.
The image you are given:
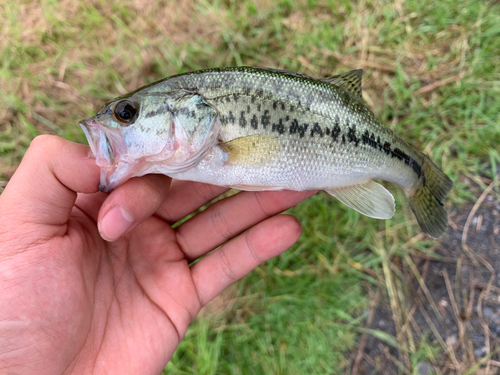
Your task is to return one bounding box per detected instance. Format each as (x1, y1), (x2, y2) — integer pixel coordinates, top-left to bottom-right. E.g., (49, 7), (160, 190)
(79, 67), (453, 238)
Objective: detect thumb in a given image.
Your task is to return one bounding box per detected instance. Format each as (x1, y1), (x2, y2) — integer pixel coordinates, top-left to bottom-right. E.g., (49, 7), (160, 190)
(0, 135), (100, 229)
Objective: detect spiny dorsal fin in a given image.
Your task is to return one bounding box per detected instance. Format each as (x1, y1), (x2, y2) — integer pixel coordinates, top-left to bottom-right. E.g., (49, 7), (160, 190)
(256, 67), (315, 80)
(320, 69), (363, 99)
(325, 179), (395, 219)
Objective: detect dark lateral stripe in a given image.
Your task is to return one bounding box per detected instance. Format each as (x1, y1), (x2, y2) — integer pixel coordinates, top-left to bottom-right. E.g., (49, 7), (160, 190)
(408, 157), (423, 178)
(220, 108), (423, 178)
(360, 130), (422, 177)
(310, 123), (324, 137)
(289, 119), (308, 138)
(272, 119), (286, 134)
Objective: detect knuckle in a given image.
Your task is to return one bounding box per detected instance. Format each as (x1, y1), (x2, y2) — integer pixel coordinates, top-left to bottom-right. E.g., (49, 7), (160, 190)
(253, 191), (274, 217)
(245, 233), (262, 263)
(29, 134), (61, 151)
(218, 247), (236, 281)
(194, 183), (221, 203)
(210, 203), (233, 241)
(142, 176), (168, 207)
(26, 135), (65, 164)
(113, 175), (169, 216)
(175, 230), (194, 258)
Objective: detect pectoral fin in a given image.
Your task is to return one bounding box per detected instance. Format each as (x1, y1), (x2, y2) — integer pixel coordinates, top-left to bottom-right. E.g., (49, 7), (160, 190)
(326, 180), (395, 219)
(221, 134), (281, 166)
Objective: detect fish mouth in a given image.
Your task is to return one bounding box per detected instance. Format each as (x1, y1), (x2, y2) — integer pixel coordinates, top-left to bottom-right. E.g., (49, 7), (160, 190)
(79, 118), (132, 192)
(79, 114), (220, 192)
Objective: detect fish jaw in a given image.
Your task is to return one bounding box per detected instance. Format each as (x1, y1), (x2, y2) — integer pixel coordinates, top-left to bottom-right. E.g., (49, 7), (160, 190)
(79, 117), (141, 191)
(99, 160), (140, 192)
(79, 115), (221, 192)
(79, 118), (113, 167)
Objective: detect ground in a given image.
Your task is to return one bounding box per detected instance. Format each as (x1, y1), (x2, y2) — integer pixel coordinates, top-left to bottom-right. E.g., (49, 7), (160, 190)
(1, 0), (500, 373)
(353, 181), (500, 374)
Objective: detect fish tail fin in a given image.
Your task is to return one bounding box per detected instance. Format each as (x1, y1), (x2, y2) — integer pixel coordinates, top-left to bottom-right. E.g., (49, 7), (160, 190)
(407, 153), (453, 238)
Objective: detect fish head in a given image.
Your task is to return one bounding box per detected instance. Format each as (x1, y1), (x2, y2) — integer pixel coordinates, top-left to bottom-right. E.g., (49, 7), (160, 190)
(80, 90), (220, 191)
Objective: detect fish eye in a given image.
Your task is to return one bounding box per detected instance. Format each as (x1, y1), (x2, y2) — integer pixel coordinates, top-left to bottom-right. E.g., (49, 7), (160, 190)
(113, 100), (138, 126)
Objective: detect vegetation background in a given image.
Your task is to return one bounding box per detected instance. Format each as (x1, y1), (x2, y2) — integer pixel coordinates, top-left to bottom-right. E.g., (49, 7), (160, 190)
(1, 0), (499, 373)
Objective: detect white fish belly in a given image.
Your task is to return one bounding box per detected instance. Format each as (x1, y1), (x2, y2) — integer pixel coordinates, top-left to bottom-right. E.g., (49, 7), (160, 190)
(168, 144), (382, 191)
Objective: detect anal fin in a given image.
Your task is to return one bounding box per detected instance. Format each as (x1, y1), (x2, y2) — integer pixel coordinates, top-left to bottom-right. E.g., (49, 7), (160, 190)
(230, 184), (285, 191)
(326, 180), (395, 219)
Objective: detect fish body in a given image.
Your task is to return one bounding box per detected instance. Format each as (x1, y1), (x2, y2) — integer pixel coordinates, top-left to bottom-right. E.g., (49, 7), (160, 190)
(80, 67), (453, 238)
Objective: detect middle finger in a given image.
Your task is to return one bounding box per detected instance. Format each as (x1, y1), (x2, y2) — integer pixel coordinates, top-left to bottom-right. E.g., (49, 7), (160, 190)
(155, 180), (229, 224)
(175, 189), (316, 261)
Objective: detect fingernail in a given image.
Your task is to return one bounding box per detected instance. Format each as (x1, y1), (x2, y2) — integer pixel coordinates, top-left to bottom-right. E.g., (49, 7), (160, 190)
(98, 205), (134, 242)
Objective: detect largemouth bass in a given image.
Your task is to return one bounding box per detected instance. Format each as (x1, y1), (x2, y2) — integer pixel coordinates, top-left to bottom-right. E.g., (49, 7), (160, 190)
(79, 67), (453, 238)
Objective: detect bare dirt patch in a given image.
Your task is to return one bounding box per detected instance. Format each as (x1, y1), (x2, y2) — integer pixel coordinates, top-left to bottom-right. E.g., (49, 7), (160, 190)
(352, 181), (500, 374)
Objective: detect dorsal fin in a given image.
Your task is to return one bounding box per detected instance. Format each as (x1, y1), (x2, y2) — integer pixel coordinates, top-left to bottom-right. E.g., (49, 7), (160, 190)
(256, 67), (315, 80)
(320, 69), (363, 99)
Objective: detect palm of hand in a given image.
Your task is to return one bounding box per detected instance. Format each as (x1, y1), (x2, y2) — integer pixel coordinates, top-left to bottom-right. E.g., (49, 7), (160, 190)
(2, 195), (189, 374)
(63, 204), (193, 375)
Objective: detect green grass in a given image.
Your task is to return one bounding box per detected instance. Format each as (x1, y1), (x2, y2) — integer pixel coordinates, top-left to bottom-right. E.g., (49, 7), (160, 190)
(1, 0), (499, 373)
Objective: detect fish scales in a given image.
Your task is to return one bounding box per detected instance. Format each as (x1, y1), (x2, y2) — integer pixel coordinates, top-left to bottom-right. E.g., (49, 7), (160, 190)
(161, 68), (422, 190)
(80, 67), (453, 238)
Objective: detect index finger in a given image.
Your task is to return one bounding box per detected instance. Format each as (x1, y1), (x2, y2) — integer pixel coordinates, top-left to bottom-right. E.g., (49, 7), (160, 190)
(0, 135), (100, 229)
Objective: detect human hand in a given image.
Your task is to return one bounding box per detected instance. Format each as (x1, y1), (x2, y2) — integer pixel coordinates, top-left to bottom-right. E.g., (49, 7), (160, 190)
(0, 135), (314, 375)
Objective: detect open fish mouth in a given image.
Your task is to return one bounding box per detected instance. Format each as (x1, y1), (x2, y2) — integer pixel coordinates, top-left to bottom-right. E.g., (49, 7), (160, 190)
(79, 118), (133, 192)
(79, 116), (210, 192)
(79, 118), (115, 166)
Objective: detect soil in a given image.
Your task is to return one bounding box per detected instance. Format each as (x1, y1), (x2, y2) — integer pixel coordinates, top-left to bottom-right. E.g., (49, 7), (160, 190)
(351, 185), (500, 374)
